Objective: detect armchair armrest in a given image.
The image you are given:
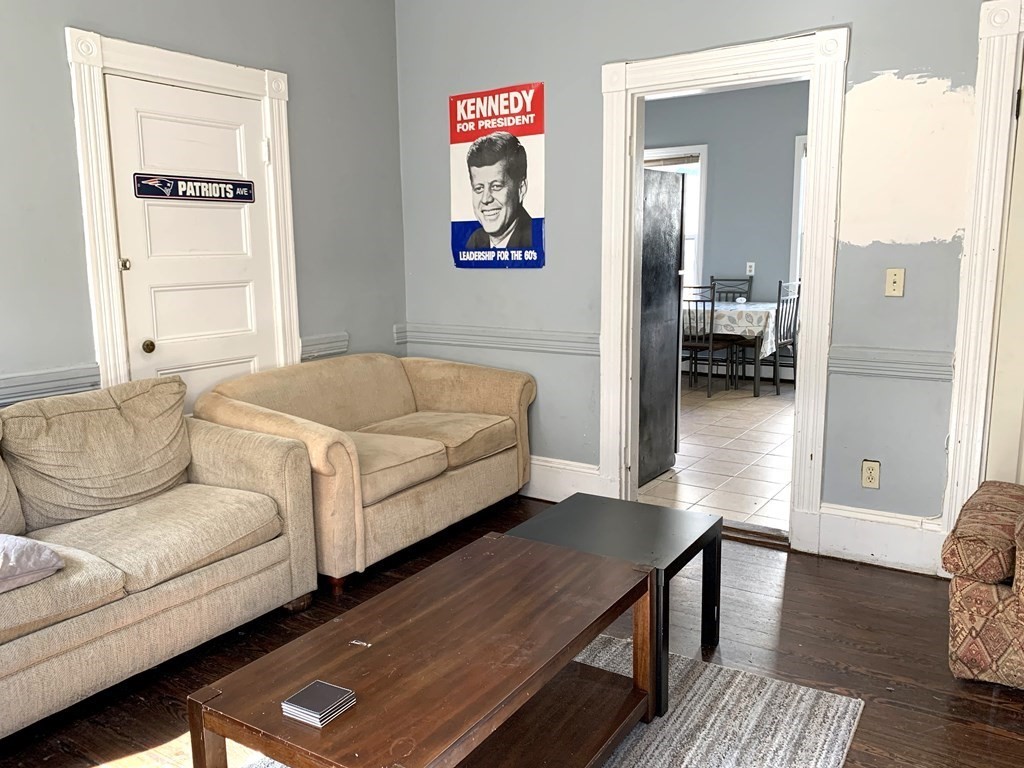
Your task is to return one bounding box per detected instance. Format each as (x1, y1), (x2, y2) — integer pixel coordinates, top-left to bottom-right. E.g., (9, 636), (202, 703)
(192, 392), (366, 578)
(943, 481), (1023, 585)
(185, 417), (317, 598)
(399, 357), (537, 485)
(1016, 516), (1024, 599)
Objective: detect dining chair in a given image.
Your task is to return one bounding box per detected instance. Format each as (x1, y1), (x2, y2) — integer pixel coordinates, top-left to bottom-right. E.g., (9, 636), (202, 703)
(772, 280), (801, 394)
(709, 275), (753, 302)
(680, 284), (735, 397)
(734, 279), (800, 395)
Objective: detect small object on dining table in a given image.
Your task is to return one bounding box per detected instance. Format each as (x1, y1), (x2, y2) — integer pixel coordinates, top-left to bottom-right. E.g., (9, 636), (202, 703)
(735, 296), (747, 304)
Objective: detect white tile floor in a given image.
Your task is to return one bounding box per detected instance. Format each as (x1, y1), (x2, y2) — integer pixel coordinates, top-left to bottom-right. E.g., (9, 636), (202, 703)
(639, 381), (795, 534)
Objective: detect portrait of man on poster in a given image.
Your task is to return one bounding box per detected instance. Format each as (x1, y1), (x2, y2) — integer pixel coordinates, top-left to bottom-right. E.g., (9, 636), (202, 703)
(464, 131), (533, 249)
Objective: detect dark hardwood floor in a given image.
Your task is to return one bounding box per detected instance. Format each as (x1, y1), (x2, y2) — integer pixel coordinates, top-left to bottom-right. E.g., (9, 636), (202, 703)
(2, 495), (1023, 767)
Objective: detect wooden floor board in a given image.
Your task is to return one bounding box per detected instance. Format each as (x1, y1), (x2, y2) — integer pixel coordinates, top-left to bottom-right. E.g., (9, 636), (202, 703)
(1, 494), (1022, 768)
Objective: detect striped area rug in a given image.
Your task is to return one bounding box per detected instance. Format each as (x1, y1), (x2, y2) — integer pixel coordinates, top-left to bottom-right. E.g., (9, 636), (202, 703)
(246, 635), (863, 768)
(580, 635), (863, 767)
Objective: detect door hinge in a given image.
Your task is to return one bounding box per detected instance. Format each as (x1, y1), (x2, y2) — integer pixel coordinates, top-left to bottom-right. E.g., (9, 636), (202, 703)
(262, 138), (271, 164)
(118, 258), (131, 272)
(1016, 88), (1021, 120)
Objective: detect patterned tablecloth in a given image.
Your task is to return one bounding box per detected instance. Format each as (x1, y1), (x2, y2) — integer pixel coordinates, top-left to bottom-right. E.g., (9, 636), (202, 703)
(715, 301), (777, 358)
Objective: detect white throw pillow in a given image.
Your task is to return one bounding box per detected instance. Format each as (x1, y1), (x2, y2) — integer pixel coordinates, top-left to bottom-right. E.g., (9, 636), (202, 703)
(0, 534), (64, 594)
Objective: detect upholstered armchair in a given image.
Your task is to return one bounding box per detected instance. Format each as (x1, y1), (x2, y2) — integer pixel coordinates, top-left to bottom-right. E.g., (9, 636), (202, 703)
(942, 481), (1024, 688)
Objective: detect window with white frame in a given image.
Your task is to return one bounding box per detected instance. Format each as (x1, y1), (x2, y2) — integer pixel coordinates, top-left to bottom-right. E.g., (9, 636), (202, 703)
(644, 147), (706, 284)
(790, 135), (808, 283)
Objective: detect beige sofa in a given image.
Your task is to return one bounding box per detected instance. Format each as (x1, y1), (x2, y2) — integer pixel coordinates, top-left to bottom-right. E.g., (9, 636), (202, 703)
(194, 353), (536, 587)
(0, 377), (317, 738)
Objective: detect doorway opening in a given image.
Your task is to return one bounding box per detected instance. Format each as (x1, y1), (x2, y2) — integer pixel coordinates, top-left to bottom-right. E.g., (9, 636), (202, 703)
(636, 83), (808, 537)
(598, 29), (848, 554)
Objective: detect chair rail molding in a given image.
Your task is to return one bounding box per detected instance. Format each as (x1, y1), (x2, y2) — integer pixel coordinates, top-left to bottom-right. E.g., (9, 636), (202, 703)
(828, 346), (954, 382)
(395, 323), (600, 356)
(300, 332), (350, 361)
(64, 28), (301, 388)
(944, 0), (1024, 533)
(600, 28), (849, 557)
(0, 365), (101, 407)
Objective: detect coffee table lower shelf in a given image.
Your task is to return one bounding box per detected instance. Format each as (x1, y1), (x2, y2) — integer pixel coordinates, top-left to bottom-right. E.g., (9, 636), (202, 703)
(460, 661), (648, 768)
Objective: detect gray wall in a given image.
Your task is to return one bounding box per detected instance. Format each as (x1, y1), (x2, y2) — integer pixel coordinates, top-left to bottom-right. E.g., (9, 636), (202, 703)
(0, 0), (405, 379)
(395, 0), (982, 516)
(645, 83), (810, 302)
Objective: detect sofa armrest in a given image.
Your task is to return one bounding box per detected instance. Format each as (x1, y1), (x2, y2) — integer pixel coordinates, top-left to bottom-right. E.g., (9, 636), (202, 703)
(185, 417), (317, 598)
(399, 357), (537, 486)
(193, 391), (367, 578)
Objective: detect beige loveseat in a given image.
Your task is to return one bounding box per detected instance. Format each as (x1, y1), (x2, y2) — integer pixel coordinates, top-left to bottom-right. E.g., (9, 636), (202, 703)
(0, 377), (317, 738)
(194, 353), (536, 587)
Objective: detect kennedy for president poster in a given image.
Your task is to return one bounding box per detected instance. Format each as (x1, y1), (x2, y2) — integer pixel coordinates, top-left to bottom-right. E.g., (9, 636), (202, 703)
(449, 82), (545, 268)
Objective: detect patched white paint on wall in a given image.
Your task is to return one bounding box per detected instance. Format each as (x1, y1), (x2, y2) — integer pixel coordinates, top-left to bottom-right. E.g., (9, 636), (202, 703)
(838, 72), (974, 246)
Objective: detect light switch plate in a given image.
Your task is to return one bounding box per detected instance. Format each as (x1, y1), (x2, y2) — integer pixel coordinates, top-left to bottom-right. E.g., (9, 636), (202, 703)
(885, 268), (905, 297)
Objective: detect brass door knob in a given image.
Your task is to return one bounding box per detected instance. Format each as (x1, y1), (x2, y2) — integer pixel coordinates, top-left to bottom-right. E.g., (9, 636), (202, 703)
(142, 340), (156, 354)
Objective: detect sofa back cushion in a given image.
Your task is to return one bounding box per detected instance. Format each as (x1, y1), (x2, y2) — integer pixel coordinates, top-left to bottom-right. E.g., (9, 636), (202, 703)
(213, 353), (416, 431)
(0, 420), (26, 535)
(0, 377), (190, 531)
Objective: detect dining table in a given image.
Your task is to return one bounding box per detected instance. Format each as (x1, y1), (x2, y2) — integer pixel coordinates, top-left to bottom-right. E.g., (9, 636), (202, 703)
(713, 300), (777, 397)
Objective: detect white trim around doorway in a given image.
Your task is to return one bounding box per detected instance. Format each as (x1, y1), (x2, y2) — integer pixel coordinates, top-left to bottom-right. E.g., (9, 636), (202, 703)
(64, 28), (301, 387)
(600, 29), (849, 554)
(943, 0), (1024, 531)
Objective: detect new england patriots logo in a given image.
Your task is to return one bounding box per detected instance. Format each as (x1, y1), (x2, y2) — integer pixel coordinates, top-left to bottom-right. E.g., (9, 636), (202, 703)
(139, 177), (175, 196)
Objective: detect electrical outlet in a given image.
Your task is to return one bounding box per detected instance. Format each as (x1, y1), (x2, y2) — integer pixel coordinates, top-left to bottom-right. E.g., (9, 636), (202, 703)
(885, 268), (905, 297)
(861, 459), (880, 489)
(746, 262), (755, 276)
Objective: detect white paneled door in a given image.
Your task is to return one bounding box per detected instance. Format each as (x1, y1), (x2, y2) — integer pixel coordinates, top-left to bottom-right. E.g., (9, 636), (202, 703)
(105, 75), (278, 410)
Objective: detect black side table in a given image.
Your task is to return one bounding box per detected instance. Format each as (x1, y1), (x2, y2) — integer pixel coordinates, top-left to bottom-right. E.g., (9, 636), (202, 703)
(508, 492), (722, 716)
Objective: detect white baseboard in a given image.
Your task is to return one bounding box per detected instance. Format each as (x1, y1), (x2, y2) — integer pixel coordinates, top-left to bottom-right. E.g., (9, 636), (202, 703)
(521, 457), (617, 502)
(792, 503), (947, 576)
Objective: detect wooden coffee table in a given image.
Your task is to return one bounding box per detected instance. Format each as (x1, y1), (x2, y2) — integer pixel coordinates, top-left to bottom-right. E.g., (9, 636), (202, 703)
(188, 533), (655, 768)
(508, 493), (723, 716)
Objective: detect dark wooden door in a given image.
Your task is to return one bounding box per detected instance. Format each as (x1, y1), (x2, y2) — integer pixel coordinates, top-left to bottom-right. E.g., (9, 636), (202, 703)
(638, 169), (683, 488)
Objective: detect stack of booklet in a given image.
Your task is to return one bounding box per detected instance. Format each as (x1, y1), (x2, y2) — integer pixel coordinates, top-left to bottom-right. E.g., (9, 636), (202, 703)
(281, 680), (356, 728)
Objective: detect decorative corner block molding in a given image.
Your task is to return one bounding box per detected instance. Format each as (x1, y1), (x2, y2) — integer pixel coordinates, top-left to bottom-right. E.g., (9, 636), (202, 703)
(300, 332), (350, 361)
(0, 365), (101, 407)
(394, 323), (599, 357)
(265, 70), (288, 100)
(827, 346), (954, 382)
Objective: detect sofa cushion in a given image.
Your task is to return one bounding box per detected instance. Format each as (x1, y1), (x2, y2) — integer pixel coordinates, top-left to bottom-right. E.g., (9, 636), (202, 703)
(346, 432), (447, 506)
(0, 421), (25, 535)
(0, 541), (125, 644)
(0, 534), (63, 594)
(942, 481), (1024, 583)
(359, 411), (517, 469)
(213, 353), (416, 432)
(0, 377), (191, 531)
(29, 483), (281, 593)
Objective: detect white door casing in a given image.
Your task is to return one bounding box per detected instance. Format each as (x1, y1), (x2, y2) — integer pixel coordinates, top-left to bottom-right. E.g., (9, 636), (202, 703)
(65, 29), (300, 391)
(984, 51), (1024, 483)
(600, 30), (848, 554)
(105, 76), (276, 408)
(946, 0), (1024, 527)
